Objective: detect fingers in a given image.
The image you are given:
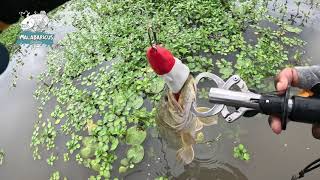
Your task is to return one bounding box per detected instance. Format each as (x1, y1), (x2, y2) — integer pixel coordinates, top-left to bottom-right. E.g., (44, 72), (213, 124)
(268, 116), (282, 134)
(275, 68), (293, 94)
(269, 68), (293, 134)
(268, 117), (320, 139)
(276, 76), (289, 94)
(312, 123), (320, 139)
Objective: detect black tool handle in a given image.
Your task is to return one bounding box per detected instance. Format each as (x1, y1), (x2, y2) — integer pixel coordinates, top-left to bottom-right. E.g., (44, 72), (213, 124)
(259, 94), (320, 128)
(259, 94), (286, 116)
(289, 96), (320, 124)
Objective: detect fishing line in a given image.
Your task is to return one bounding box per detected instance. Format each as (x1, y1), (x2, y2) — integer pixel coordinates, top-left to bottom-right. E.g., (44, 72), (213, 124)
(291, 158), (320, 180)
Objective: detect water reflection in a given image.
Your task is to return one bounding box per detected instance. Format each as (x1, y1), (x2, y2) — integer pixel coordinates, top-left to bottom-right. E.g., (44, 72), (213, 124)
(176, 162), (247, 180)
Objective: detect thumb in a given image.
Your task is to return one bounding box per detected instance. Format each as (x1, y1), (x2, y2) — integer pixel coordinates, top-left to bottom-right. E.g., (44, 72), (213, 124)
(312, 123), (320, 139)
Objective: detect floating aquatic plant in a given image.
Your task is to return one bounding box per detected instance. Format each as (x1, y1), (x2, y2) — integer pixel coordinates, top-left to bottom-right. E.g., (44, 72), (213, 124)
(0, 22), (21, 54)
(50, 171), (60, 180)
(127, 145), (145, 164)
(49, 171), (68, 180)
(0, 0), (307, 179)
(155, 176), (169, 180)
(119, 126), (147, 174)
(0, 149), (4, 165)
(216, 59), (234, 80)
(198, 88), (209, 100)
(47, 153), (58, 166)
(119, 144), (145, 174)
(126, 126), (147, 145)
(233, 144), (251, 161)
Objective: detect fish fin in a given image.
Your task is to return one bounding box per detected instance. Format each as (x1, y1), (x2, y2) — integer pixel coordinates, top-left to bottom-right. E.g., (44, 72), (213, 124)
(196, 107), (219, 126)
(181, 131), (196, 146)
(176, 146), (194, 164)
(195, 119), (203, 131)
(168, 92), (184, 112)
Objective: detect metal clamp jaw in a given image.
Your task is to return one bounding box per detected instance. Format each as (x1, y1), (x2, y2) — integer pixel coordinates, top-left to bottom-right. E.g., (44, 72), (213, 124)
(192, 72), (255, 123)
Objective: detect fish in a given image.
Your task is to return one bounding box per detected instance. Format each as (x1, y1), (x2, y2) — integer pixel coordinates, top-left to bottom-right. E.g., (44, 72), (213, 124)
(156, 75), (218, 164)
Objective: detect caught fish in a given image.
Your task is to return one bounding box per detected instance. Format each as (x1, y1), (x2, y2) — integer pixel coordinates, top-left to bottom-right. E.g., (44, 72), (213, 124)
(156, 75), (218, 164)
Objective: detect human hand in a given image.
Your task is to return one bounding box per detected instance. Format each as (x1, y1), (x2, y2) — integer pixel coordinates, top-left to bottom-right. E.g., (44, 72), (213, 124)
(270, 67), (320, 139)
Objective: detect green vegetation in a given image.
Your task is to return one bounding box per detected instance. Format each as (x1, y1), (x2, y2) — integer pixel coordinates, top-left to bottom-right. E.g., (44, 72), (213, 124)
(30, 0), (308, 178)
(216, 59), (234, 80)
(49, 171), (60, 180)
(0, 0), (313, 179)
(155, 176), (169, 180)
(233, 144), (250, 161)
(0, 23), (20, 54)
(125, 126), (147, 145)
(198, 88), (209, 99)
(0, 149), (4, 165)
(49, 171), (68, 180)
(47, 153), (58, 166)
(119, 126), (147, 173)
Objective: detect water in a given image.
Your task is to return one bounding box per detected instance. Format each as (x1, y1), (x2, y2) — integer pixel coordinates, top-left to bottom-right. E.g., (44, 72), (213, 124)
(1, 0), (320, 180)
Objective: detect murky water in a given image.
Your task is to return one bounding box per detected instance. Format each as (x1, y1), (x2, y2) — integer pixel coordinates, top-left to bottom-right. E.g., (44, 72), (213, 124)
(1, 0), (320, 180)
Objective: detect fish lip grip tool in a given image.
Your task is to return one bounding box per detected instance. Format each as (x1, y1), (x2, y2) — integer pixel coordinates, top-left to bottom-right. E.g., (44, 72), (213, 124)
(191, 73), (254, 123)
(191, 72), (320, 130)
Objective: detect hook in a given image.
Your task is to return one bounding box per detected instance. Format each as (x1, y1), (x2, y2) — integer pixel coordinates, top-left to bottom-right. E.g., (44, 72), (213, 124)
(148, 27), (157, 50)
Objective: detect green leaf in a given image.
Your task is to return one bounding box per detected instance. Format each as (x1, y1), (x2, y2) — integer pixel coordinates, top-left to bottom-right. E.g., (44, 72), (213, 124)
(55, 119), (61, 125)
(234, 147), (239, 153)
(283, 25), (302, 34)
(82, 137), (95, 146)
(120, 158), (129, 166)
(238, 144), (244, 150)
(91, 159), (100, 172)
(130, 96), (144, 109)
(80, 147), (94, 159)
(110, 138), (119, 151)
(119, 166), (128, 173)
(148, 79), (165, 94)
(242, 149), (247, 153)
(127, 145), (144, 164)
(0, 149), (5, 165)
(243, 153), (250, 161)
(126, 126), (146, 145)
